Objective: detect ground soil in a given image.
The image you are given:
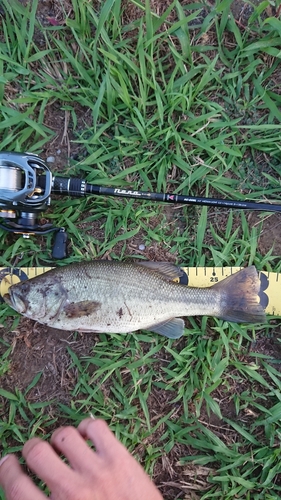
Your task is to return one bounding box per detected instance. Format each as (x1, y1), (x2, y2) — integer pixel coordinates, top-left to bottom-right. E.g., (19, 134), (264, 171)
(1, 1), (281, 499)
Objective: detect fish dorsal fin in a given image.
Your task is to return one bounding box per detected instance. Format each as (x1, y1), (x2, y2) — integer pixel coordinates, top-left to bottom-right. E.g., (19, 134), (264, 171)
(149, 318), (185, 339)
(136, 261), (184, 281)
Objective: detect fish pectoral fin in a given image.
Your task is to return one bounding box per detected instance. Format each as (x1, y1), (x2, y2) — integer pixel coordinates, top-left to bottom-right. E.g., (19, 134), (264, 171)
(149, 318), (185, 339)
(64, 300), (101, 318)
(137, 261), (184, 281)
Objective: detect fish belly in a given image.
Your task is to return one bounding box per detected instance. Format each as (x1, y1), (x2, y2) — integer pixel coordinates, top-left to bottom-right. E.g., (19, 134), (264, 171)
(51, 292), (187, 333)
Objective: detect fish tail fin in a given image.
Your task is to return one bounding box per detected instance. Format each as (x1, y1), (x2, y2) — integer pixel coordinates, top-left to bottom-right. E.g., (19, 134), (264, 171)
(213, 266), (266, 324)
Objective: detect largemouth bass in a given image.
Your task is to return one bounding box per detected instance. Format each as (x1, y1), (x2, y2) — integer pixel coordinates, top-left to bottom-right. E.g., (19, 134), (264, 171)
(4, 261), (265, 339)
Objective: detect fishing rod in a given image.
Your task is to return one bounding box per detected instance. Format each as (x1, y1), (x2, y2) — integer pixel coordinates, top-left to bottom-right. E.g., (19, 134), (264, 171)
(49, 177), (281, 212)
(0, 151), (280, 258)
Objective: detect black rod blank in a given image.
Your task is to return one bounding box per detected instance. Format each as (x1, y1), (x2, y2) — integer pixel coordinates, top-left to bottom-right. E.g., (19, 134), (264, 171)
(50, 175), (281, 213)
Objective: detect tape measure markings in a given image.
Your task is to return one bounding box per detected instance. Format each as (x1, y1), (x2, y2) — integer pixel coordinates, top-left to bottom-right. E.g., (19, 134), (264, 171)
(0, 266), (280, 317)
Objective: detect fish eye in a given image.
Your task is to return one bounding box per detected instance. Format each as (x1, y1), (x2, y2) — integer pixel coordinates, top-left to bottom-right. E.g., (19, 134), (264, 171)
(19, 282), (30, 293)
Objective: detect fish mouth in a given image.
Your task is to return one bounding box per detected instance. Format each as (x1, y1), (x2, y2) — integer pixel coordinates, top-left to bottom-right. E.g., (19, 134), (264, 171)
(3, 289), (28, 314)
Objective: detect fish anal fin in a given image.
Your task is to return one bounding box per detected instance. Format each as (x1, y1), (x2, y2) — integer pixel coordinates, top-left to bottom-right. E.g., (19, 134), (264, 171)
(213, 266), (266, 323)
(64, 300), (101, 318)
(137, 261), (184, 281)
(148, 318), (184, 339)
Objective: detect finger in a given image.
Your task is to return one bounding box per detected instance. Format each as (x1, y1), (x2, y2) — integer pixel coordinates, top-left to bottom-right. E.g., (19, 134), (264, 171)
(0, 454), (47, 500)
(22, 437), (79, 493)
(77, 418), (125, 459)
(50, 426), (101, 473)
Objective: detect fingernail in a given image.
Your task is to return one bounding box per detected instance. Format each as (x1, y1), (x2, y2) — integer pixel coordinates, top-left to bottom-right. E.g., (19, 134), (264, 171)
(0, 455), (9, 468)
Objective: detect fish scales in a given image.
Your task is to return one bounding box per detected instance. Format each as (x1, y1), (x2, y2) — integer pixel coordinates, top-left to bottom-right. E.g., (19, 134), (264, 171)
(4, 261), (266, 339)
(37, 262), (220, 331)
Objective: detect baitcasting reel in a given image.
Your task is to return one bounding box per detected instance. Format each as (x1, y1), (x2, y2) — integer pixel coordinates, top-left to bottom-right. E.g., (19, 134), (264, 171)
(0, 151), (53, 233)
(0, 152), (67, 258)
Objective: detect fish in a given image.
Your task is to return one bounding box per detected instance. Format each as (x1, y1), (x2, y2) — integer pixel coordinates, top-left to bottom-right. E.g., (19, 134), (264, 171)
(3, 261), (266, 339)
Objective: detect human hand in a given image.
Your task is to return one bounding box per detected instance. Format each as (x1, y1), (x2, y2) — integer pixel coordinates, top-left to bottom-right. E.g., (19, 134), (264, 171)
(0, 418), (163, 500)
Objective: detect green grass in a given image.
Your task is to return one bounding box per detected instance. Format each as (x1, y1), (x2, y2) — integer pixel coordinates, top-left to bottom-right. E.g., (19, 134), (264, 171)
(1, 0), (281, 498)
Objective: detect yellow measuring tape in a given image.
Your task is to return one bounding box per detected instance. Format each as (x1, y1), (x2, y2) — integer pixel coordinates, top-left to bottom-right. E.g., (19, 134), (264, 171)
(0, 266), (280, 316)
